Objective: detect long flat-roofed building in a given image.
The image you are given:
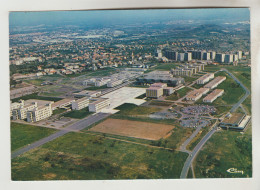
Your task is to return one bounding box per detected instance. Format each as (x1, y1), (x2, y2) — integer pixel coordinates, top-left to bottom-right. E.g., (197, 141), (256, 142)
(197, 73), (214, 84)
(186, 88), (209, 101)
(89, 98), (110, 112)
(219, 113), (251, 131)
(150, 83), (167, 88)
(72, 97), (89, 110)
(52, 98), (74, 110)
(204, 76), (226, 89)
(74, 90), (101, 98)
(137, 70), (184, 86)
(203, 89), (224, 103)
(27, 103), (53, 122)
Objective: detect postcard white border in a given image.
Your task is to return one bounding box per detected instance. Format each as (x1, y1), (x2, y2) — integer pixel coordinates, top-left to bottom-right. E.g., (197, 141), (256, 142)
(0, 0), (260, 190)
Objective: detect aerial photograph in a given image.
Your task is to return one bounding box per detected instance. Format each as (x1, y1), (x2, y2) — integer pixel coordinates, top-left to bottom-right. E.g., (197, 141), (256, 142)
(9, 8), (252, 180)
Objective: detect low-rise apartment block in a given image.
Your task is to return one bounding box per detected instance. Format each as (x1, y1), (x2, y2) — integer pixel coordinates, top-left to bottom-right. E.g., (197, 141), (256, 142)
(11, 99), (54, 121)
(27, 103), (53, 122)
(204, 76), (226, 89)
(186, 88), (209, 101)
(72, 97), (89, 110)
(89, 98), (110, 112)
(197, 73), (214, 84)
(203, 89), (224, 103)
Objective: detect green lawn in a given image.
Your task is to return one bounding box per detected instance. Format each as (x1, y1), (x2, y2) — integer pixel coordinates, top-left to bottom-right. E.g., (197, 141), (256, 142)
(186, 122), (214, 151)
(11, 132), (188, 180)
(11, 93), (63, 103)
(52, 108), (66, 115)
(194, 126), (252, 178)
(149, 101), (172, 107)
(11, 122), (57, 152)
(24, 79), (45, 86)
(166, 87), (192, 101)
(214, 71), (245, 105)
(114, 103), (161, 116)
(63, 108), (92, 119)
(153, 63), (178, 70)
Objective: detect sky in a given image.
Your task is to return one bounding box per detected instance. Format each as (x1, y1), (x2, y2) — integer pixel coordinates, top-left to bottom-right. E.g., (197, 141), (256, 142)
(9, 8), (250, 27)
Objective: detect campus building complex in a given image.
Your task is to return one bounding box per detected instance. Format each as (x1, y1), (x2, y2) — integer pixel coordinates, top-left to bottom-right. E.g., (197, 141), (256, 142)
(146, 83), (174, 98)
(197, 73), (215, 84)
(52, 98), (74, 110)
(171, 63), (205, 77)
(11, 99), (54, 122)
(72, 97), (90, 110)
(27, 103), (53, 123)
(203, 89), (224, 103)
(204, 76), (226, 89)
(219, 113), (251, 131)
(185, 88), (209, 101)
(137, 71), (184, 86)
(89, 98), (110, 112)
(74, 90), (101, 98)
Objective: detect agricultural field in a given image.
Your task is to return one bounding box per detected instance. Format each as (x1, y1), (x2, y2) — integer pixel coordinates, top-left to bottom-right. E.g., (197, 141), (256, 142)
(89, 118), (175, 140)
(11, 132), (188, 180)
(11, 122), (57, 152)
(194, 125), (252, 178)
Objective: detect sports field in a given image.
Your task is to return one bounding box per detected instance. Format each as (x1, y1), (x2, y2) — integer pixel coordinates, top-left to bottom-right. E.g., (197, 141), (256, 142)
(89, 118), (174, 140)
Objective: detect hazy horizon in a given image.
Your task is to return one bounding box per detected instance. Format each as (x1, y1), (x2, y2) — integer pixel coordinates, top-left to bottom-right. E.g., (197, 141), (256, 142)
(9, 8), (250, 28)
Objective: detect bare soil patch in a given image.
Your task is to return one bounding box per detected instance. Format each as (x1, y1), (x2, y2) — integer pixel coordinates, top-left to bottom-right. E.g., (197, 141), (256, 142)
(89, 118), (175, 140)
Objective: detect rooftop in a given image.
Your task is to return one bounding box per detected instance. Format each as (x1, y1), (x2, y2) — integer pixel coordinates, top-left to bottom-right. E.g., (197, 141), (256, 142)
(203, 89), (224, 101)
(222, 113), (245, 125)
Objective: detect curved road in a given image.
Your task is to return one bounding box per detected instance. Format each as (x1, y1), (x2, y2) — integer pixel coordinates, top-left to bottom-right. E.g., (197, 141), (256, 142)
(180, 68), (251, 178)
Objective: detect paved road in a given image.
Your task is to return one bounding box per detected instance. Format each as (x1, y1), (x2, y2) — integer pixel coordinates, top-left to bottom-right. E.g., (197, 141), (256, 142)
(218, 68), (250, 113)
(11, 112), (110, 159)
(180, 124), (218, 178)
(179, 126), (202, 153)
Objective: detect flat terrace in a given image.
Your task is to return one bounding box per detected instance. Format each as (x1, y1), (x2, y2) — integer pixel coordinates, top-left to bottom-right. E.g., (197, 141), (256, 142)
(221, 113), (245, 125)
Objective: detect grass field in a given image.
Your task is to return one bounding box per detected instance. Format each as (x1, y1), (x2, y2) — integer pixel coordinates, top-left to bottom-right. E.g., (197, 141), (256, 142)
(11, 132), (188, 180)
(204, 65), (251, 90)
(166, 87), (192, 101)
(63, 108), (92, 119)
(114, 103), (161, 116)
(52, 108), (66, 115)
(11, 93), (63, 103)
(194, 126), (252, 178)
(24, 79), (45, 86)
(186, 122), (214, 151)
(11, 122), (57, 152)
(149, 100), (172, 107)
(213, 71), (245, 105)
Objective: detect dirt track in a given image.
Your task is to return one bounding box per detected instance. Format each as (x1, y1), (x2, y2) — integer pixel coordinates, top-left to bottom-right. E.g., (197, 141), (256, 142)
(89, 118), (175, 140)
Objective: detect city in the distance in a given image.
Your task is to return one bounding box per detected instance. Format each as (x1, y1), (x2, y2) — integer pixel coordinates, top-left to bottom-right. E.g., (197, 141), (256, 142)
(9, 8), (252, 180)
